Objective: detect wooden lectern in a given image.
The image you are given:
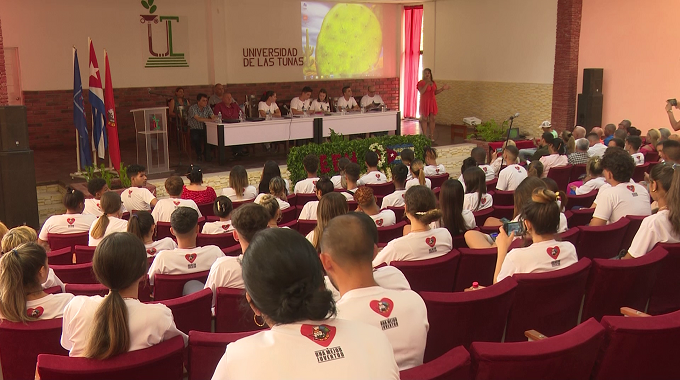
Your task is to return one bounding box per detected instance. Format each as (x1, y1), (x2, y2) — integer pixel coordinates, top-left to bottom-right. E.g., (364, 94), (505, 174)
(130, 107), (169, 174)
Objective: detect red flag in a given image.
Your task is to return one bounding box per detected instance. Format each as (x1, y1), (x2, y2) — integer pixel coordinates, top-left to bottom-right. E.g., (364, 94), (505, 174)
(103, 50), (121, 171)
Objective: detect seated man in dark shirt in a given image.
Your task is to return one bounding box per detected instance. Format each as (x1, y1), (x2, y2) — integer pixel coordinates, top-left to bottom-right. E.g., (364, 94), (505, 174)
(529, 132), (555, 162)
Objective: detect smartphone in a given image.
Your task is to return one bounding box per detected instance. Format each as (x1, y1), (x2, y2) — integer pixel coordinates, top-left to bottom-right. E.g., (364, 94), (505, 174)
(503, 221), (524, 236)
(669, 99), (678, 107)
(496, 147), (503, 153)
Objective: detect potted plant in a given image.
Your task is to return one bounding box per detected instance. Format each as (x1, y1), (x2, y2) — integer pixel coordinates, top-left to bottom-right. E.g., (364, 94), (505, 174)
(467, 119), (508, 142)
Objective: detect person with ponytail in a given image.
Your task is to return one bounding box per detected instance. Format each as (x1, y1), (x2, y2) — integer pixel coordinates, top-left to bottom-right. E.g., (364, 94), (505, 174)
(0, 222), (7, 242)
(222, 165), (257, 201)
(210, 228), (399, 380)
(527, 161), (544, 178)
(297, 177), (332, 220)
(353, 186), (396, 227)
(181, 164), (217, 205)
(257, 91), (281, 118)
(2, 226), (65, 291)
(0, 242), (74, 322)
(438, 179), (476, 236)
(381, 163), (408, 209)
(463, 167), (493, 211)
(568, 156), (606, 195)
(61, 232), (186, 358)
(308, 192), (348, 251)
(254, 176), (291, 211)
(624, 164), (680, 259)
(127, 211), (177, 257)
(256, 194), (283, 228)
(202, 196), (235, 234)
(562, 130), (576, 155)
(539, 138), (568, 178)
(372, 186), (452, 267)
(38, 186), (97, 247)
(405, 159), (432, 189)
(493, 188), (578, 283)
(88, 191), (128, 246)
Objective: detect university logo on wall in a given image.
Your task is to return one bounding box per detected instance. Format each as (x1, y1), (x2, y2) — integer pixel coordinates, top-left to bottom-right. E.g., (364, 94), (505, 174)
(139, 0), (189, 68)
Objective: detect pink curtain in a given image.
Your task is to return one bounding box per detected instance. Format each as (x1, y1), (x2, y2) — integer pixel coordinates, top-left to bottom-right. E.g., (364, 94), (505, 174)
(403, 6), (423, 118)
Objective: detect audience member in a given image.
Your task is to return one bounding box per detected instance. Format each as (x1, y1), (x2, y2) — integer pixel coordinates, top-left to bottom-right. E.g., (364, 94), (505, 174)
(423, 146), (446, 175)
(0, 222), (7, 241)
(256, 194), (282, 228)
(457, 157), (479, 189)
(539, 139), (568, 178)
(294, 155), (320, 194)
(439, 179), (476, 236)
(640, 129), (661, 153)
(127, 211), (177, 257)
(572, 125), (587, 140)
(187, 93), (217, 161)
(83, 178), (110, 216)
(614, 128), (628, 141)
(354, 187), (396, 227)
(257, 91), (281, 118)
(568, 138), (590, 165)
(290, 86), (313, 115)
(529, 132), (555, 162)
(358, 151), (387, 185)
(298, 177), (334, 220)
(337, 86), (360, 110)
(471, 147), (495, 180)
(618, 119), (632, 130)
(62, 232), (186, 358)
(527, 161), (544, 178)
(463, 167), (493, 211)
(341, 163), (361, 199)
(38, 187), (96, 247)
(608, 137), (625, 148)
(603, 123), (616, 146)
(541, 177), (567, 212)
(330, 157), (350, 189)
(201, 196), (234, 234)
(569, 156), (606, 195)
(360, 86), (385, 109)
(400, 149), (415, 180)
(308, 192), (348, 251)
(562, 130), (575, 154)
(2, 226), (64, 291)
(660, 127), (672, 142)
(627, 126), (642, 137)
(591, 126), (604, 141)
(406, 159), (432, 189)
(152, 176), (202, 223)
(258, 161), (289, 195)
(662, 140), (680, 163)
(88, 192), (128, 246)
(381, 163), (408, 209)
(625, 136), (645, 165)
(310, 88), (330, 112)
(587, 132), (607, 158)
(489, 140), (519, 173)
(254, 176), (291, 210)
(222, 166), (257, 201)
(541, 120), (558, 139)
(181, 165), (217, 205)
(121, 164), (158, 212)
(496, 146), (527, 191)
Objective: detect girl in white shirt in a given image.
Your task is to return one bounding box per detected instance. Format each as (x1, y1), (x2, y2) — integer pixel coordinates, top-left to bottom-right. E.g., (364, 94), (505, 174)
(310, 88), (330, 112)
(222, 165), (257, 201)
(405, 160), (432, 189)
(256, 194), (283, 228)
(0, 242), (74, 322)
(438, 179), (476, 237)
(569, 156), (606, 195)
(62, 232), (186, 358)
(254, 176), (291, 211)
(38, 187), (97, 247)
(127, 211), (177, 257)
(539, 139), (569, 178)
(463, 167), (493, 211)
(381, 163), (408, 209)
(494, 188), (578, 283)
(307, 192), (348, 252)
(257, 91), (281, 118)
(298, 177), (334, 220)
(210, 228), (399, 380)
(202, 196), (235, 234)
(88, 192), (129, 247)
(354, 187), (396, 227)
(423, 146), (446, 176)
(2, 227), (65, 291)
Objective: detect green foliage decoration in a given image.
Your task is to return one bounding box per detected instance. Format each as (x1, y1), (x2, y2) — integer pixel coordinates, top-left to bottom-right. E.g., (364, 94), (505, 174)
(467, 119), (508, 142)
(118, 163), (132, 189)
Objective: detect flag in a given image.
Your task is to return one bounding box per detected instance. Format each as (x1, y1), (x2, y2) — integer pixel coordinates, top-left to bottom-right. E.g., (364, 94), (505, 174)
(88, 38), (107, 159)
(103, 50), (121, 171)
(73, 47), (92, 169)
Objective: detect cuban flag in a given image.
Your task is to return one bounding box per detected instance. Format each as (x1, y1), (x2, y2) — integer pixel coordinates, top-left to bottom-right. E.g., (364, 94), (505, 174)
(88, 38), (107, 159)
(73, 47), (92, 168)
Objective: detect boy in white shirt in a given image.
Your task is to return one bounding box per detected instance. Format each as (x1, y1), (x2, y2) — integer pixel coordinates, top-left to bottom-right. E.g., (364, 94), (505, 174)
(423, 146), (446, 176)
(341, 163), (361, 200)
(290, 86), (313, 115)
(587, 132), (607, 158)
(381, 163), (408, 209)
(294, 154), (320, 194)
(38, 187), (97, 247)
(358, 151), (387, 185)
(354, 186), (397, 227)
(151, 176), (202, 223)
(147, 207), (224, 286)
(121, 164), (158, 212)
(496, 146), (528, 191)
(471, 147), (495, 181)
(400, 149), (415, 181)
(331, 157), (350, 189)
(337, 86), (359, 110)
(320, 213), (428, 370)
(83, 178), (108, 216)
(625, 136), (645, 166)
(299, 177), (334, 220)
(360, 86), (384, 110)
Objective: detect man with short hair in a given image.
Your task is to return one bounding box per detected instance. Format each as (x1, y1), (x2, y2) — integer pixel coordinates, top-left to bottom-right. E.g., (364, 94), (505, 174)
(320, 213), (426, 370)
(84, 178), (110, 216)
(496, 145), (527, 191)
(294, 154), (320, 194)
(540, 120), (558, 139)
(662, 140), (680, 163)
(618, 119), (632, 131)
(342, 163), (361, 199)
(659, 127), (672, 142)
(358, 151), (387, 185)
(625, 136), (645, 166)
(569, 138), (590, 165)
(337, 86), (359, 110)
(152, 176), (202, 223)
(290, 86), (313, 115)
(121, 164), (158, 212)
(147, 207), (225, 285)
(213, 92), (241, 120)
(529, 132), (555, 162)
(360, 86), (385, 110)
(209, 83), (224, 107)
(471, 147), (495, 180)
(187, 93), (218, 161)
(608, 137), (625, 148)
(591, 126), (604, 141)
(613, 128), (627, 141)
(603, 124), (617, 146)
(298, 177), (334, 220)
(572, 126), (587, 140)
(587, 133), (607, 158)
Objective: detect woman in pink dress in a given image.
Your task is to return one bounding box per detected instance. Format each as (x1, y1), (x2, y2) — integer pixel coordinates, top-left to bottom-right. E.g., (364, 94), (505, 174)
(418, 68), (450, 141)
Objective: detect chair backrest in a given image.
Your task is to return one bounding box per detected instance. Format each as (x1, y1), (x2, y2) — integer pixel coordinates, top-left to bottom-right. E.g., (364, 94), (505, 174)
(347, 200), (358, 211)
(643, 150), (659, 163)
(426, 174), (450, 190)
(0, 318), (68, 380)
(377, 220), (407, 244)
(37, 335), (185, 380)
(485, 178), (498, 193)
(420, 277), (517, 362)
(47, 247), (73, 265)
(278, 219), (298, 230)
(390, 250), (461, 293)
(231, 198), (255, 210)
(576, 218), (630, 259)
(433, 186), (441, 199)
(491, 190), (514, 206)
(400, 345), (471, 380)
(74, 245), (96, 264)
(631, 162), (650, 183)
(557, 227), (580, 246)
(546, 164), (573, 191)
(154, 270), (210, 301)
(188, 330), (261, 380)
(286, 193), (297, 207)
(279, 205), (297, 224)
(566, 208), (595, 228)
(215, 287), (269, 333)
(470, 318), (605, 380)
(366, 181), (396, 196)
(156, 222), (173, 240)
(50, 262), (97, 284)
(570, 164), (587, 182)
(151, 288), (212, 334)
(197, 202), (214, 218)
(297, 219), (317, 237)
(295, 193), (318, 207)
(592, 309), (680, 380)
(387, 206), (405, 222)
(65, 283), (108, 297)
(473, 207), (494, 226)
(619, 214), (647, 252)
(648, 242), (680, 315)
(451, 232), (469, 250)
(566, 190), (597, 209)
(44, 285), (62, 294)
(581, 246), (667, 321)
(454, 247), (498, 291)
(47, 232), (89, 251)
(490, 205), (514, 221)
(505, 258), (592, 342)
(196, 233), (237, 249)
(222, 244), (242, 257)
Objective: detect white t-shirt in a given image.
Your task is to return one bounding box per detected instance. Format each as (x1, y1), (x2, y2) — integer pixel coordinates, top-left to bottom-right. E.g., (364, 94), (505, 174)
(83, 198), (126, 217)
(631, 152), (645, 166)
(496, 240), (578, 282)
(372, 228), (453, 267)
(341, 190), (356, 200)
(330, 175), (343, 189)
(337, 96), (358, 110)
(588, 143), (607, 158)
(463, 193), (493, 211)
(592, 182), (651, 224)
(290, 97), (312, 112)
(496, 164), (528, 191)
(628, 210), (680, 258)
(61, 295), (187, 357)
(405, 177), (432, 190)
(147, 245), (225, 285)
(574, 176), (606, 195)
(336, 286), (428, 370)
(87, 216), (129, 246)
(23, 293), (74, 320)
(299, 200), (319, 220)
(204, 254), (244, 306)
(369, 209), (397, 227)
(311, 99), (330, 112)
(360, 94), (384, 107)
(202, 220), (235, 234)
(479, 165), (496, 181)
(121, 187), (156, 212)
(258, 101), (279, 115)
(151, 198), (202, 223)
(490, 155), (520, 174)
(381, 190), (406, 209)
(539, 154), (569, 178)
(254, 193), (291, 210)
(39, 214), (97, 241)
(222, 186), (258, 202)
(211, 318), (399, 380)
(325, 266), (411, 301)
(294, 178), (320, 194)
(423, 164), (446, 176)
(43, 269), (65, 292)
(358, 171), (388, 185)
(145, 238), (178, 257)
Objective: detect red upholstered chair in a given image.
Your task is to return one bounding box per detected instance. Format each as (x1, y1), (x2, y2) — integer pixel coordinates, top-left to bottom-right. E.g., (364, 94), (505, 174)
(138, 275), (153, 302)
(196, 232), (237, 249)
(619, 214), (646, 252)
(375, 194), (384, 207)
(286, 193), (297, 207)
(426, 174), (450, 190)
(297, 219), (317, 237)
(294, 193), (318, 207)
(470, 318), (605, 380)
(473, 208), (494, 226)
(643, 150), (659, 163)
(0, 318), (68, 380)
(197, 202), (214, 218)
(37, 335), (185, 380)
(47, 247), (73, 265)
(648, 243), (680, 315)
(504, 258), (592, 342)
(153, 270), (210, 301)
(454, 247), (497, 292)
(279, 205), (297, 224)
(189, 330), (262, 380)
(65, 283), (108, 297)
(221, 244), (242, 257)
(278, 219), (298, 230)
(215, 287), (268, 333)
(570, 164), (587, 182)
(156, 222), (173, 240)
(74, 245), (96, 263)
(347, 200), (359, 211)
(121, 212), (131, 220)
(367, 181), (396, 196)
(546, 164), (573, 191)
(205, 216), (219, 222)
(566, 190), (597, 209)
(377, 221), (407, 244)
(390, 250), (460, 293)
(631, 162), (650, 183)
(152, 288), (213, 334)
(451, 232), (469, 249)
(47, 232), (89, 251)
(387, 206), (406, 222)
(491, 190), (514, 206)
(566, 208), (595, 228)
(44, 285), (62, 294)
(420, 277), (517, 362)
(50, 262), (97, 284)
(231, 198), (254, 210)
(557, 227), (580, 246)
(490, 205), (514, 221)
(591, 309), (680, 380)
(400, 346), (472, 380)
(485, 178), (498, 193)
(197, 216), (206, 232)
(576, 218), (630, 259)
(581, 246), (666, 321)
(433, 187), (441, 199)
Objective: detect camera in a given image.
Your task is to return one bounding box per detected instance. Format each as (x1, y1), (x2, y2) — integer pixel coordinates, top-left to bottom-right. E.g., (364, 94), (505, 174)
(668, 99), (678, 107)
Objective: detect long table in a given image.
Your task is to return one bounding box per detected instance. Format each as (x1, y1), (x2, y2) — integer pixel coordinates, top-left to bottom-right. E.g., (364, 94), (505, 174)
(206, 111), (400, 165)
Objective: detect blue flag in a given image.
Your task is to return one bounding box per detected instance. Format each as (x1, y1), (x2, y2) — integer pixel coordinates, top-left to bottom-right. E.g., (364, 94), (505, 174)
(73, 48), (92, 169)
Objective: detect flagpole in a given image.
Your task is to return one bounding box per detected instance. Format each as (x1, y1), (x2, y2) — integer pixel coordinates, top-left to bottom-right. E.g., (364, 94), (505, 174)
(73, 46), (81, 173)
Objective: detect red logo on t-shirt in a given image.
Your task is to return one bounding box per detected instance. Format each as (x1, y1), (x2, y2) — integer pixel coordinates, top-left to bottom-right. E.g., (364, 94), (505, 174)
(547, 246), (560, 260)
(300, 324), (336, 347)
(312, 181), (317, 186)
(436, 168), (440, 174)
(481, 197), (487, 205)
(221, 224), (231, 231)
(375, 173), (380, 179)
(27, 306), (44, 318)
(146, 248), (157, 256)
(66, 218), (75, 225)
(626, 185), (635, 192)
(128, 189), (133, 198)
(376, 219), (384, 227)
(369, 298), (393, 318)
(515, 166), (522, 172)
(173, 201), (180, 206)
(426, 236), (436, 247)
(185, 253), (197, 263)
(482, 167), (488, 172)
